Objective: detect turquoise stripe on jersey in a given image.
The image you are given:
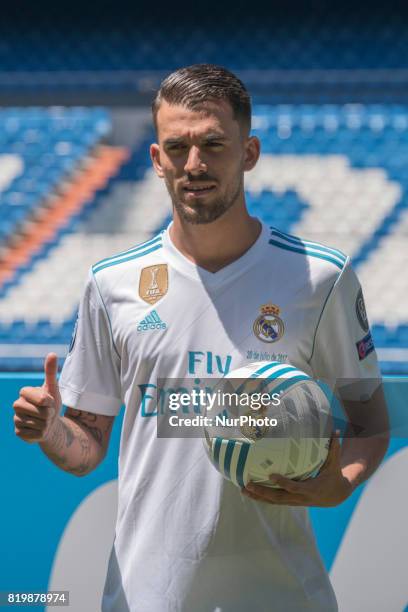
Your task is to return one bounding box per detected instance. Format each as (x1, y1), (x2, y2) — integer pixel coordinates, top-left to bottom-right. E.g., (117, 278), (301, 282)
(223, 440), (236, 480)
(92, 234), (163, 273)
(270, 228), (347, 263)
(235, 442), (251, 488)
(268, 239), (344, 270)
(93, 244), (163, 274)
(270, 235), (345, 267)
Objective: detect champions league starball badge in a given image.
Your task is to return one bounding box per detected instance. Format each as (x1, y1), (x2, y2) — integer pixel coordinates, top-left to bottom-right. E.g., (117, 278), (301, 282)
(355, 288), (369, 333)
(253, 303), (285, 343)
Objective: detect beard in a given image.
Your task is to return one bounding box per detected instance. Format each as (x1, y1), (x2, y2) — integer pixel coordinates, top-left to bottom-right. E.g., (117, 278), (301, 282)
(166, 174), (243, 225)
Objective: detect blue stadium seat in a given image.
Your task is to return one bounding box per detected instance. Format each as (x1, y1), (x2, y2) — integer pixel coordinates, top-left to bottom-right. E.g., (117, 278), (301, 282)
(0, 108), (112, 246)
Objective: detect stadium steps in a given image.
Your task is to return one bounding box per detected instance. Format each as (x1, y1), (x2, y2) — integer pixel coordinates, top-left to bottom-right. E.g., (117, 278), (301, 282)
(0, 145), (129, 289)
(0, 166), (171, 327)
(0, 108), (112, 246)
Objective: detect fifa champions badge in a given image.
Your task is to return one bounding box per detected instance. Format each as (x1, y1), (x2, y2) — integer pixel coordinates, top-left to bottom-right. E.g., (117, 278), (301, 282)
(139, 264), (168, 305)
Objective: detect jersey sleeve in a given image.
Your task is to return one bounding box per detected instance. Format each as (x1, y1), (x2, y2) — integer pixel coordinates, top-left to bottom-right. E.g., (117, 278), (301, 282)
(59, 269), (122, 416)
(309, 258), (381, 401)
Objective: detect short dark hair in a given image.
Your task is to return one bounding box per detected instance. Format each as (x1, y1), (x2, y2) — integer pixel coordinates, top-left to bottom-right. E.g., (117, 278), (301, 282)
(152, 64), (251, 135)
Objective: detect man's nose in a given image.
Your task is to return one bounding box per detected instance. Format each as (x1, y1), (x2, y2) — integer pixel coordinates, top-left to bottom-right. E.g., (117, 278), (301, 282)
(184, 146), (207, 174)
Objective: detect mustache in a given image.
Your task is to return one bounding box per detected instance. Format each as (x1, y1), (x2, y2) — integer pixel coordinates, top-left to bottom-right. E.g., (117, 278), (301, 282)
(185, 173), (215, 183)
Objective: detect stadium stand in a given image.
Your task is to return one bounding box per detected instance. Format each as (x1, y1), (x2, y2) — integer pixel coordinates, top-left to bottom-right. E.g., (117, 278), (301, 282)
(0, 1), (406, 374)
(0, 115), (171, 370)
(0, 103), (407, 374)
(0, 107), (112, 245)
(247, 105), (408, 374)
(0, 108), (131, 367)
(1, 3), (408, 106)
(0, 4), (408, 73)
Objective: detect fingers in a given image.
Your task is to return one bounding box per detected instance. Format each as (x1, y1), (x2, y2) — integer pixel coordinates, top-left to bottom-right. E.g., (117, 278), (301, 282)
(241, 485), (306, 505)
(266, 473), (303, 493)
(14, 413), (45, 431)
(242, 468), (322, 505)
(13, 396), (48, 420)
(19, 386), (53, 407)
(43, 353), (59, 396)
(14, 411), (48, 442)
(13, 379), (60, 444)
(14, 426), (45, 443)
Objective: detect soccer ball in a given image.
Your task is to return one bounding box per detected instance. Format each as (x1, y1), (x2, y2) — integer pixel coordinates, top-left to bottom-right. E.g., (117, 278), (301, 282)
(203, 361), (333, 488)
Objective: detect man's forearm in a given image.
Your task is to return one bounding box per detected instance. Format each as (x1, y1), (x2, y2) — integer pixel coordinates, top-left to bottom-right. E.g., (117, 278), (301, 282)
(39, 415), (105, 476)
(340, 385), (390, 492)
(340, 429), (390, 492)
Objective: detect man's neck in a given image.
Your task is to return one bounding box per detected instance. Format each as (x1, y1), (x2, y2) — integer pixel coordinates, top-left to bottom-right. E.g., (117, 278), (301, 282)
(169, 208), (262, 273)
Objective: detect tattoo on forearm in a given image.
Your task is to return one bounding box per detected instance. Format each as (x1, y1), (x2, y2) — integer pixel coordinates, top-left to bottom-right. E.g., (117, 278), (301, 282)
(49, 419), (66, 452)
(79, 433), (90, 458)
(42, 420), (68, 468)
(86, 426), (103, 445)
(41, 416), (91, 475)
(62, 420), (74, 447)
(42, 410), (113, 476)
(75, 463), (90, 475)
(67, 409), (97, 425)
(65, 409), (112, 450)
(47, 451), (67, 467)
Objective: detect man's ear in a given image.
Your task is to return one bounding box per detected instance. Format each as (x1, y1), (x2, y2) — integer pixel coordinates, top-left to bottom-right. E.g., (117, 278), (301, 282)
(150, 143), (164, 178)
(243, 135), (261, 172)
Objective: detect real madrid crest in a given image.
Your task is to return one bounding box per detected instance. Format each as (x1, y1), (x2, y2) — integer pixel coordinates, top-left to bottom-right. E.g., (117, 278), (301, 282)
(139, 264), (168, 305)
(253, 303), (284, 343)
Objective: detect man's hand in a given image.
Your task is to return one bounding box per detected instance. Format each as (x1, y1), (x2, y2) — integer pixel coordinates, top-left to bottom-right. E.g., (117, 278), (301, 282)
(241, 431), (353, 507)
(13, 353), (61, 444)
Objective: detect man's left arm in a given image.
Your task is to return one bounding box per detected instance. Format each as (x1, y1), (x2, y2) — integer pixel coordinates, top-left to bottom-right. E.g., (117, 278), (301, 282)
(242, 385), (389, 507)
(242, 258), (391, 506)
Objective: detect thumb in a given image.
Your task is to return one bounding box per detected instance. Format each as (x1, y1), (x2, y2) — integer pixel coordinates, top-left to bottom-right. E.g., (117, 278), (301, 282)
(43, 352), (59, 397)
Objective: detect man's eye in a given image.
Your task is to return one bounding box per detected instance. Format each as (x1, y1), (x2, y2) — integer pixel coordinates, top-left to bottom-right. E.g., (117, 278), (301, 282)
(167, 144), (186, 151)
(206, 142), (223, 148)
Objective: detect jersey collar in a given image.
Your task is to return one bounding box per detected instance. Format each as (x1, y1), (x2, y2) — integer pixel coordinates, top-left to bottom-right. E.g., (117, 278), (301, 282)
(162, 220), (269, 289)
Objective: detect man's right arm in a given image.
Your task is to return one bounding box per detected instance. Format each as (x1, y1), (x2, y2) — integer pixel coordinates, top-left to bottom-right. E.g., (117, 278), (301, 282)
(39, 409), (115, 477)
(13, 352), (115, 477)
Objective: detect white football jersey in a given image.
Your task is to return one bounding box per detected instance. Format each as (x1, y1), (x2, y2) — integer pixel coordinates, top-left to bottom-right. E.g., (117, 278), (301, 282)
(59, 221), (381, 612)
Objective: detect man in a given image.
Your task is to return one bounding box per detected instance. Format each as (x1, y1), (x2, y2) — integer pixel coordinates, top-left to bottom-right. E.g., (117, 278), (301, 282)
(13, 64), (389, 611)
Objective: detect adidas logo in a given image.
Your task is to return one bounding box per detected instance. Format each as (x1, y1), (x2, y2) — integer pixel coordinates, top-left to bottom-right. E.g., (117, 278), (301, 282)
(137, 309), (167, 332)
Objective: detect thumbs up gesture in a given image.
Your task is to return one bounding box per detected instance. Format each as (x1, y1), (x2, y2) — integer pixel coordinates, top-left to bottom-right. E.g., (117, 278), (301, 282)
(13, 353), (62, 443)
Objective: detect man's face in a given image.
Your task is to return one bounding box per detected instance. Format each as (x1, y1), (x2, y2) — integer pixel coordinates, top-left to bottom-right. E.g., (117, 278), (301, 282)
(150, 99), (259, 224)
